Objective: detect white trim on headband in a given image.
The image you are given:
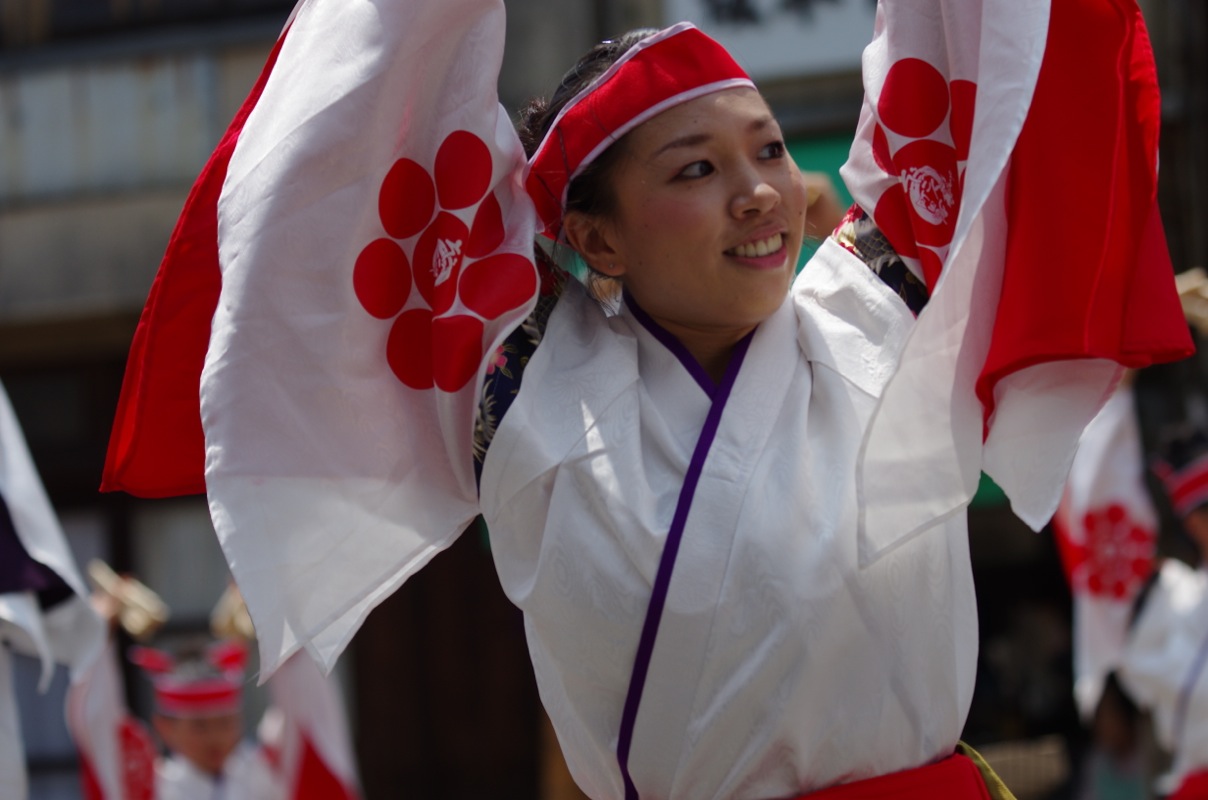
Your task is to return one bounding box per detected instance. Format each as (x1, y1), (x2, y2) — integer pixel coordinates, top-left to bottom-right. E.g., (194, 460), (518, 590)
(568, 76), (756, 187)
(529, 22), (700, 168)
(525, 21), (757, 223)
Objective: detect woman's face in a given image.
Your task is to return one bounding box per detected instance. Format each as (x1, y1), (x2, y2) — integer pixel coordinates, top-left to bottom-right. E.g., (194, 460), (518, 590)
(574, 88), (808, 346)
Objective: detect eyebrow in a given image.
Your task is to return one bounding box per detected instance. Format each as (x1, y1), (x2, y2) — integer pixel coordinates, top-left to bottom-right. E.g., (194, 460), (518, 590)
(650, 114), (776, 159)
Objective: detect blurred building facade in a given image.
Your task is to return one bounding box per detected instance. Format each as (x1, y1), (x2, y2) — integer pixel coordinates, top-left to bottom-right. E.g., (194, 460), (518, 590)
(1, 1), (1205, 798)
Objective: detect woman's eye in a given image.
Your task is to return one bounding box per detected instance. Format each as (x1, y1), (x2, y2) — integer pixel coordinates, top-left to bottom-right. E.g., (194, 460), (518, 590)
(677, 161), (714, 179)
(759, 141), (787, 159)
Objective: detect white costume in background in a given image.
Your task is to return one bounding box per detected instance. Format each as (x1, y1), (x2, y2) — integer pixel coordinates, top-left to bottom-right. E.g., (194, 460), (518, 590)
(67, 641), (359, 800)
(156, 744), (280, 800)
(1119, 560), (1208, 796)
(481, 241), (978, 798)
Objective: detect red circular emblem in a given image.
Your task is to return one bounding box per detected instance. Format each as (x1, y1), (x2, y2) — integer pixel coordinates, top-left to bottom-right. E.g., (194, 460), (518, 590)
(354, 131), (537, 391)
(1065, 503), (1155, 600)
(871, 60), (976, 289)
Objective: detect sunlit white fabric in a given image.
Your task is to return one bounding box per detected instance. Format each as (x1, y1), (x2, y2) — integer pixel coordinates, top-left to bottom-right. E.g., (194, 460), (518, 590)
(480, 240), (978, 798)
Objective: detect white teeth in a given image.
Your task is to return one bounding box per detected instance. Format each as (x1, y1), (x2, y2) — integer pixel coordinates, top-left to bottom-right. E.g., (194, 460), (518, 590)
(731, 233), (783, 258)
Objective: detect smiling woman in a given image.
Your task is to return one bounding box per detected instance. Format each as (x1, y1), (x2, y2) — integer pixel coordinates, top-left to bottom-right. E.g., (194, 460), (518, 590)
(477, 24), (991, 798)
(462, 12), (1186, 797)
(563, 88), (808, 379)
(99, 1), (1193, 799)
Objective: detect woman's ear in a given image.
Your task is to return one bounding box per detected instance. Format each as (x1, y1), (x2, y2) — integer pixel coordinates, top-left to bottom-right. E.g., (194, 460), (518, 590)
(562, 211), (626, 278)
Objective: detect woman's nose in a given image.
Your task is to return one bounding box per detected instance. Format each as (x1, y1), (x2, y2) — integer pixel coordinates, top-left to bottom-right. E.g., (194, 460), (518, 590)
(730, 170), (780, 218)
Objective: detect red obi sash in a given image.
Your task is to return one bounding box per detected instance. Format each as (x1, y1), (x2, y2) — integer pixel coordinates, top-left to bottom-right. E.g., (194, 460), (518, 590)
(1172, 770), (1208, 800)
(795, 754), (992, 800)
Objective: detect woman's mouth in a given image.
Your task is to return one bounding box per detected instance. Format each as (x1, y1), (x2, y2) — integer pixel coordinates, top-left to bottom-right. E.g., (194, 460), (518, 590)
(727, 232), (784, 259)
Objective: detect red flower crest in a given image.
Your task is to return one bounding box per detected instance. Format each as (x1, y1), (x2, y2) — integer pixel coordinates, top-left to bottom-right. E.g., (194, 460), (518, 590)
(871, 58), (976, 289)
(353, 131), (537, 391)
(1065, 503), (1155, 600)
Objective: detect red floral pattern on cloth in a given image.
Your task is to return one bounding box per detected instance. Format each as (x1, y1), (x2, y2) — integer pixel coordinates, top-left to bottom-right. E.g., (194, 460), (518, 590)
(870, 59), (976, 290)
(119, 715), (157, 800)
(1059, 503), (1156, 600)
(353, 131), (537, 391)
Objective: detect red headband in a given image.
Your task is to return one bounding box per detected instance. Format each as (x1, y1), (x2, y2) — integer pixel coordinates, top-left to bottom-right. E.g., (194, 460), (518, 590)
(130, 640), (247, 718)
(1155, 452), (1208, 519)
(525, 22), (754, 237)
(153, 678), (243, 718)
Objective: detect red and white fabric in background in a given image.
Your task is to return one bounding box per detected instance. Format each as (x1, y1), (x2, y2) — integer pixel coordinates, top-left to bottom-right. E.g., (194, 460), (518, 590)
(0, 380), (103, 683)
(843, 0), (1190, 563)
(1053, 384), (1158, 719)
(1, 379), (105, 800)
(65, 640), (157, 800)
(158, 0), (533, 676)
(259, 654), (361, 800)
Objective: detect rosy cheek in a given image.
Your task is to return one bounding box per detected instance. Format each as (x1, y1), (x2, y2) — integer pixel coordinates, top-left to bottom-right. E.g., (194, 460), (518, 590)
(649, 196), (703, 233)
(790, 180), (808, 218)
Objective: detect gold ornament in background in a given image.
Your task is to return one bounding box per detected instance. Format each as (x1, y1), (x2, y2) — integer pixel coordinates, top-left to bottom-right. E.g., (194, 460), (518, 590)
(1176, 267), (1208, 337)
(210, 582), (256, 642)
(87, 559), (170, 641)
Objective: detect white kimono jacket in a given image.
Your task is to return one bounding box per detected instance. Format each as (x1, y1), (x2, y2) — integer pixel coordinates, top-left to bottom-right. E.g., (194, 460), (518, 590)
(480, 240), (979, 799)
(1119, 559), (1208, 796)
(156, 744), (281, 800)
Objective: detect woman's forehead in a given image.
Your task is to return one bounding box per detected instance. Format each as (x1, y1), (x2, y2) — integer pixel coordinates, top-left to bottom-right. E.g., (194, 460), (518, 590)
(628, 88), (776, 153)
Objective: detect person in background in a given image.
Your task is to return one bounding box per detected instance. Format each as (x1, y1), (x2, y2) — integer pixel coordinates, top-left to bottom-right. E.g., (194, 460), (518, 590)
(67, 569), (361, 800)
(1118, 428), (1208, 800)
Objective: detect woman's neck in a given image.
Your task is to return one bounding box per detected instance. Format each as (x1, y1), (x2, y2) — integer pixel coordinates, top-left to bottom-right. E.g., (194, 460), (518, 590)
(622, 291), (756, 385)
(664, 324), (750, 383)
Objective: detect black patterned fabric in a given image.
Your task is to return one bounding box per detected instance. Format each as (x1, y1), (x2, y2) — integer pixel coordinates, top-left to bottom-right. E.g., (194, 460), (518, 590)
(473, 254), (567, 484)
(831, 204), (930, 316)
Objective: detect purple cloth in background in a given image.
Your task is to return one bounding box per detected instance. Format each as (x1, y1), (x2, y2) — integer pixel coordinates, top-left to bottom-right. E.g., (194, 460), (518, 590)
(0, 491), (72, 608)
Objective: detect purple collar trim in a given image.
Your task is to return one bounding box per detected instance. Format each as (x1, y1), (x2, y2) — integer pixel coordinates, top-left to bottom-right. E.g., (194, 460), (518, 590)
(625, 292), (720, 397)
(615, 315), (754, 799)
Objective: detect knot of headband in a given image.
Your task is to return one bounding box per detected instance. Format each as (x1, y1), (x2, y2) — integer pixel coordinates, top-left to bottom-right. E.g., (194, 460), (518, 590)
(525, 22), (755, 238)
